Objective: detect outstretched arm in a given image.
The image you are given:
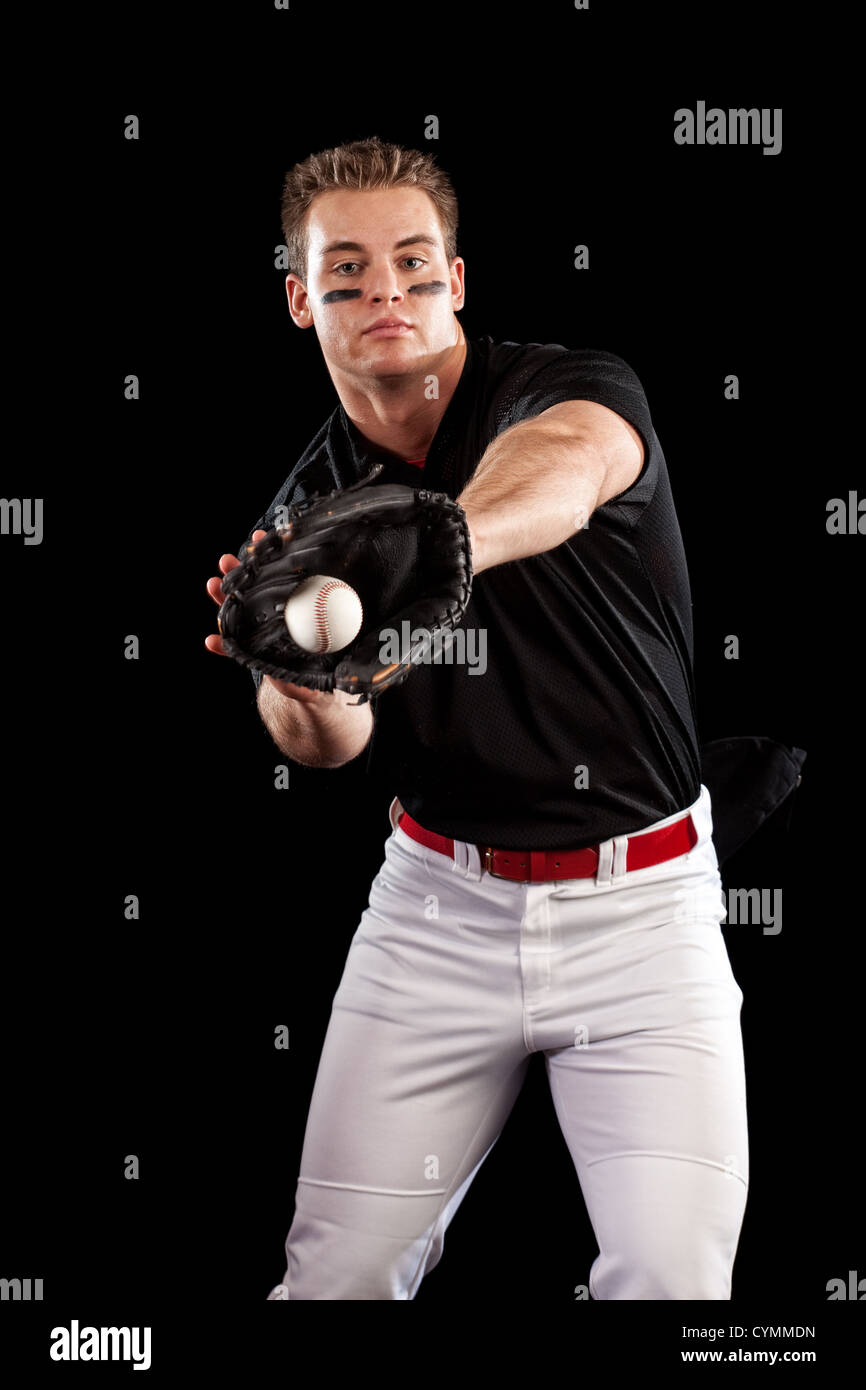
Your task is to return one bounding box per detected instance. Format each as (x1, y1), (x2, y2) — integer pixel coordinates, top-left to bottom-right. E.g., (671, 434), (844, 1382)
(457, 399), (644, 576)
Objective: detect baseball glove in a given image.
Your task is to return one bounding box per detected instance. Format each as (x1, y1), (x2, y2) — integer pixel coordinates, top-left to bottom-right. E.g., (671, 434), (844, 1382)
(217, 463), (474, 703)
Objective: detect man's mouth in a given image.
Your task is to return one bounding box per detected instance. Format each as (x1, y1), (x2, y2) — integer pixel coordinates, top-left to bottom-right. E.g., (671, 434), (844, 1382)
(364, 317), (413, 336)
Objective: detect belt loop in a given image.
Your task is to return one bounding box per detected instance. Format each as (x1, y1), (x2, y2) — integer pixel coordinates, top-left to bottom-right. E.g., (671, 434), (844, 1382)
(611, 834), (630, 879)
(464, 842), (482, 882)
(451, 837), (482, 882)
(694, 784), (712, 845)
(595, 838), (613, 886)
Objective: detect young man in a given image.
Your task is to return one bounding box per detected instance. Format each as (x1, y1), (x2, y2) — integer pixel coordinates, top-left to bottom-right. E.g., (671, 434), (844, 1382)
(206, 136), (749, 1300)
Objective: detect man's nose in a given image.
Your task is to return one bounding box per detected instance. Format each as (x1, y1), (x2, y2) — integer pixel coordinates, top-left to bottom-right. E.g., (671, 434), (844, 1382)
(369, 288), (405, 304)
(368, 266), (405, 303)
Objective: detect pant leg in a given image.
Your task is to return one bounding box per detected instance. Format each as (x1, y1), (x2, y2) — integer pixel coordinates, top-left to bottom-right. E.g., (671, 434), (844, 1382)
(538, 786), (750, 1299)
(268, 807), (532, 1300)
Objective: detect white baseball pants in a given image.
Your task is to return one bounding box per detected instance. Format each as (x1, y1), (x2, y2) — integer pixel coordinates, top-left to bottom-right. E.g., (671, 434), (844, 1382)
(267, 783), (749, 1300)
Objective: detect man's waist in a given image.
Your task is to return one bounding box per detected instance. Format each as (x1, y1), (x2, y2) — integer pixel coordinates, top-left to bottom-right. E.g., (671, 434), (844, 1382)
(391, 797), (702, 883)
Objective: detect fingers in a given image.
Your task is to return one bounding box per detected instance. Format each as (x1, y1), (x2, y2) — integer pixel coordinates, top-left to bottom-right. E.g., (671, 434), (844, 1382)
(206, 558), (238, 607)
(205, 530), (272, 655)
(206, 531), (269, 605)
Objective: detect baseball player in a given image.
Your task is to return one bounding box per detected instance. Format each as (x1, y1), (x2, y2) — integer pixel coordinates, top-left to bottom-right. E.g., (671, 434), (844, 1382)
(205, 137), (750, 1300)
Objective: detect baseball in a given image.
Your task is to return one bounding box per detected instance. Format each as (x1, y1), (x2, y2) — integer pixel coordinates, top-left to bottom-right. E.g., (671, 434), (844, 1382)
(283, 574), (364, 654)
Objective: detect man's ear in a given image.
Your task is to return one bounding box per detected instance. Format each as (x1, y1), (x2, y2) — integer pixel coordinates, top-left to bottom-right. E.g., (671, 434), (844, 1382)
(450, 257), (466, 312)
(286, 273), (313, 328)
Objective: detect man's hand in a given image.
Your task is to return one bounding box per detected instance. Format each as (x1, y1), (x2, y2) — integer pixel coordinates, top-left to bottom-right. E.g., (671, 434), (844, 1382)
(206, 531), (375, 766)
(205, 533), (327, 704)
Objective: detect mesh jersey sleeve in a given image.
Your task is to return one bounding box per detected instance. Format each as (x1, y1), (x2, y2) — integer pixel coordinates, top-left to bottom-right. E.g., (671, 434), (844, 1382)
(478, 342), (659, 525)
(491, 344), (655, 460)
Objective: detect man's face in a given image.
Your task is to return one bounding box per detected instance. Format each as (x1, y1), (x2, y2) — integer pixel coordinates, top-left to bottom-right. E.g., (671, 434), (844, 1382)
(287, 187), (465, 377)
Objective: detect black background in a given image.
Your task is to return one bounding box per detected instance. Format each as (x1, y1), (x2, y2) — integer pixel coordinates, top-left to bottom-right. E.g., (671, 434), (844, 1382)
(2, 2), (859, 1373)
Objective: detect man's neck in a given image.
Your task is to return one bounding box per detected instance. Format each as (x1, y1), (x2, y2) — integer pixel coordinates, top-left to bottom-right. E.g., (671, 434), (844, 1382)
(332, 329), (468, 463)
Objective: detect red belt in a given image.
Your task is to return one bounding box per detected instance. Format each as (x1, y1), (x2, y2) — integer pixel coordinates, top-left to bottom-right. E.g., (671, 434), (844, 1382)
(397, 809), (698, 882)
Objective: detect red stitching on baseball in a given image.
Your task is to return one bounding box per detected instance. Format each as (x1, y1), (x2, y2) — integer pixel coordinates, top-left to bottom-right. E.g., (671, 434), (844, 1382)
(313, 579), (350, 652)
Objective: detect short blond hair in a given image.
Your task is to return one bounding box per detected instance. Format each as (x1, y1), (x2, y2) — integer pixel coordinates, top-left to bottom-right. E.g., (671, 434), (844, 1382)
(281, 135), (459, 284)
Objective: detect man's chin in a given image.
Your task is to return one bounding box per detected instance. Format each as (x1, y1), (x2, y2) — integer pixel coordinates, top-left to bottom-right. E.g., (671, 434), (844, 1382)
(356, 341), (431, 375)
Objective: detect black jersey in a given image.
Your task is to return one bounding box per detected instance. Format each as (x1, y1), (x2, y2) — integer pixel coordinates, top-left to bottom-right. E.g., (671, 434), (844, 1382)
(242, 335), (703, 849)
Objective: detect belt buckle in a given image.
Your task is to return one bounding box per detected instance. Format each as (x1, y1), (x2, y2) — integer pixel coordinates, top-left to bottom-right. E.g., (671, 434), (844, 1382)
(482, 846), (531, 882)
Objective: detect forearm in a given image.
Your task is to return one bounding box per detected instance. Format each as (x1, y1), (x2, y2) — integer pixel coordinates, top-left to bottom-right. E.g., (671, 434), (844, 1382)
(257, 678), (373, 768)
(456, 421), (605, 575)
